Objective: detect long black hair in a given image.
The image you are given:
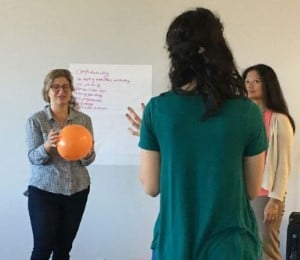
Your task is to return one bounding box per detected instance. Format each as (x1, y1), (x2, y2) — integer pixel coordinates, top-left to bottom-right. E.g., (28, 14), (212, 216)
(242, 64), (295, 133)
(166, 8), (246, 119)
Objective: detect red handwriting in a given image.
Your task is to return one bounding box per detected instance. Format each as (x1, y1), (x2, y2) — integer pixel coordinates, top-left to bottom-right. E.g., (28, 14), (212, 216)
(73, 70), (130, 110)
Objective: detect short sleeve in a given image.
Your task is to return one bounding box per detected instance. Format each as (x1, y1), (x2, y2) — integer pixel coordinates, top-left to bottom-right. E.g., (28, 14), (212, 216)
(138, 100), (160, 151)
(244, 102), (268, 156)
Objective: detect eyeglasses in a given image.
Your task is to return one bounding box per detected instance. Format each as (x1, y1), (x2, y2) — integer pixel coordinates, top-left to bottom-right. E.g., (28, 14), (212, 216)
(50, 84), (71, 93)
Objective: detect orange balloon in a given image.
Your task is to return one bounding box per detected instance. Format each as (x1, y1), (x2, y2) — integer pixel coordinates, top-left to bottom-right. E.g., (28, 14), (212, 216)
(57, 124), (93, 161)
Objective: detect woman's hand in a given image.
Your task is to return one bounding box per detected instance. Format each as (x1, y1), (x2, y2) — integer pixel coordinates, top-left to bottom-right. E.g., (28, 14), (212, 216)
(263, 198), (280, 224)
(126, 103), (145, 136)
(44, 128), (59, 153)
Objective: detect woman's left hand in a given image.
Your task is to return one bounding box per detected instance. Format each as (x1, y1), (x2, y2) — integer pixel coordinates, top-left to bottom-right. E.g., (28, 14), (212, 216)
(126, 103), (145, 136)
(263, 198), (279, 224)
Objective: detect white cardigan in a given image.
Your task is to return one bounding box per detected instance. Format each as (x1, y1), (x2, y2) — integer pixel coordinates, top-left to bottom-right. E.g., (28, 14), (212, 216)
(263, 112), (294, 201)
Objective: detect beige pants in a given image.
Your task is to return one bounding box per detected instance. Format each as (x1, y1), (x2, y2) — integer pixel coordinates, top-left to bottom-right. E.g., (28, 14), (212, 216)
(250, 196), (285, 260)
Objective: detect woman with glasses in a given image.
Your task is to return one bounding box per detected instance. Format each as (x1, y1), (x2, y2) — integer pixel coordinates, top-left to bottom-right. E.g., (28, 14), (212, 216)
(25, 69), (95, 260)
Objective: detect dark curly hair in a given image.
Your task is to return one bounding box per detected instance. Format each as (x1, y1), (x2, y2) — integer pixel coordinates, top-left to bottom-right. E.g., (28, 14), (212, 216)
(166, 8), (246, 119)
(243, 64), (295, 132)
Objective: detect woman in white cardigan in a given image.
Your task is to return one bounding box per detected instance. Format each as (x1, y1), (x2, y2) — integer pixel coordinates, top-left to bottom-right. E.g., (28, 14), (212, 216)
(243, 64), (295, 260)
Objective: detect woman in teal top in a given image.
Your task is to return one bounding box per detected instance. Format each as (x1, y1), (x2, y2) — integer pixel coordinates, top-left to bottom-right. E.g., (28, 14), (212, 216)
(129, 7), (268, 260)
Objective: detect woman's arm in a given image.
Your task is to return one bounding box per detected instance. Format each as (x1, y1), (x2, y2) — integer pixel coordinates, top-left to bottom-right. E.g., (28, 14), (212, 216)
(26, 117), (52, 165)
(243, 151), (265, 200)
(140, 148), (160, 197)
(267, 114), (293, 200)
(262, 114), (293, 222)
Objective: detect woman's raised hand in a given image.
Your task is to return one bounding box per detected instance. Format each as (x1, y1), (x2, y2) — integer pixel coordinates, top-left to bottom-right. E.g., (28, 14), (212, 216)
(126, 103), (145, 136)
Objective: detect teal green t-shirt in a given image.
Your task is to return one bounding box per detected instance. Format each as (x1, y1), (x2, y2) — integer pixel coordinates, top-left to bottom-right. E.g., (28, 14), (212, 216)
(139, 91), (268, 260)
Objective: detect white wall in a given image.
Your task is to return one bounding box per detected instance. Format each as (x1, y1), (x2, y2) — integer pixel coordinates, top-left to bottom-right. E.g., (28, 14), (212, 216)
(0, 1), (299, 259)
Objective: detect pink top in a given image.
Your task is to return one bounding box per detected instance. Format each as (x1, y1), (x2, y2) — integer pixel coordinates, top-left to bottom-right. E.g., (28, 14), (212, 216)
(259, 109), (273, 196)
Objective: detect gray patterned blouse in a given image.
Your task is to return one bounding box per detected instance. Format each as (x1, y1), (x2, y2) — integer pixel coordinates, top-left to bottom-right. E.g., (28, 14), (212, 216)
(25, 105), (96, 195)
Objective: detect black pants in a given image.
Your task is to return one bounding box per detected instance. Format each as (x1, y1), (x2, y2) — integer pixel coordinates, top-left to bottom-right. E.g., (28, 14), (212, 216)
(28, 186), (89, 260)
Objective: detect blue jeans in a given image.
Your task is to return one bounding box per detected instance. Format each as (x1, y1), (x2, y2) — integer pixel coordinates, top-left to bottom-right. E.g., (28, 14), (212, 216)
(28, 186), (89, 260)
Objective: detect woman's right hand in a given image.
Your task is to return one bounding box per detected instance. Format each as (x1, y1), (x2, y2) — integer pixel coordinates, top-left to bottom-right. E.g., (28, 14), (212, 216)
(263, 198), (280, 224)
(44, 128), (59, 152)
(126, 103), (145, 136)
